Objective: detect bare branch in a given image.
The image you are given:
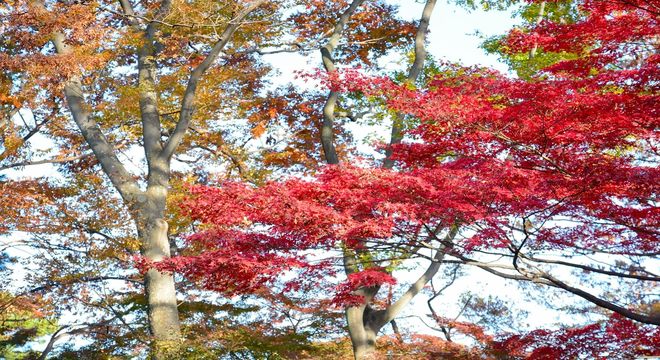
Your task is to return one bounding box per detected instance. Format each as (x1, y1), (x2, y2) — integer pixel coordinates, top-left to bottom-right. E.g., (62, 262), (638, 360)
(0, 153), (91, 172)
(540, 272), (660, 325)
(524, 255), (660, 282)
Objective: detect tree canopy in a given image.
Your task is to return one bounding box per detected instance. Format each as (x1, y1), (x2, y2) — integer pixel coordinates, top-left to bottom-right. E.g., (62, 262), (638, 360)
(1, 0), (658, 359)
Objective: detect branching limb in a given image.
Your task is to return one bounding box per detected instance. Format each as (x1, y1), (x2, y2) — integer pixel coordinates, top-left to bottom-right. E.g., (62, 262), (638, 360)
(319, 0), (367, 165)
(378, 225), (458, 327)
(384, 0), (437, 169)
(52, 32), (142, 203)
(161, 0), (268, 161)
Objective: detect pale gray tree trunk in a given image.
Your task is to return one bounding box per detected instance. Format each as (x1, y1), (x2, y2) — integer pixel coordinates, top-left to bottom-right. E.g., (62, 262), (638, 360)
(137, 160), (181, 345)
(346, 303), (383, 359)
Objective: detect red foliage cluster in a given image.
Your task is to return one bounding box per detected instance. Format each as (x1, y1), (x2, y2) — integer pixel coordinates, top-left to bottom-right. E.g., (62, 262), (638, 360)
(153, 166), (442, 299)
(333, 268), (396, 306)
(493, 314), (660, 359)
(325, 1), (659, 251)
(155, 0), (658, 352)
(506, 0), (659, 76)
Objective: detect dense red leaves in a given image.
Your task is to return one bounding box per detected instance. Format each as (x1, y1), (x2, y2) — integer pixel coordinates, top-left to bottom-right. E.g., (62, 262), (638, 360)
(333, 268), (396, 306)
(326, 9), (659, 252)
(156, 166), (448, 298)
(493, 314), (660, 359)
(148, 234), (305, 294)
(303, 315), (660, 360)
(506, 0), (659, 77)
(166, 0), (658, 346)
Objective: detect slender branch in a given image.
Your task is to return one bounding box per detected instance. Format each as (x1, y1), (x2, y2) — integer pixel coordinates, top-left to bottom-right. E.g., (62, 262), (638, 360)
(38, 325), (72, 360)
(529, 1), (546, 59)
(450, 253), (660, 325)
(512, 216), (531, 272)
(0, 153), (91, 171)
(193, 143), (247, 178)
(541, 272), (660, 325)
(524, 255), (660, 282)
(383, 0), (437, 169)
(378, 225), (458, 327)
(17, 115), (50, 146)
(161, 0), (267, 161)
(38, 315), (131, 359)
(319, 0), (367, 165)
(390, 319), (403, 342)
(0, 111), (50, 160)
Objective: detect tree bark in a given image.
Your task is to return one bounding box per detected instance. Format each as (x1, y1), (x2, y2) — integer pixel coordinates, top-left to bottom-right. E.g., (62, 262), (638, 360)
(346, 303), (389, 360)
(140, 221), (181, 343)
(54, 21), (183, 354)
(347, 309), (378, 360)
(138, 157), (182, 350)
(383, 0), (437, 169)
(132, 2), (183, 349)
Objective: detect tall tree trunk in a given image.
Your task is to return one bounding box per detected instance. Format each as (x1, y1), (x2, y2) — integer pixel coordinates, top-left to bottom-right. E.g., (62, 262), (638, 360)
(52, 30), (182, 351)
(138, 159), (182, 354)
(52, 0), (266, 355)
(139, 217), (181, 349)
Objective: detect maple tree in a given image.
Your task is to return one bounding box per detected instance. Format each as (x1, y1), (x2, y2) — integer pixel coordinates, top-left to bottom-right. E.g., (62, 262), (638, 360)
(160, 0), (660, 358)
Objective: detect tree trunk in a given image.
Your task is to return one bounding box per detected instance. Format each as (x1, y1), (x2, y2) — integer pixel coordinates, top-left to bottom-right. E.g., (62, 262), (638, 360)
(52, 26), (183, 353)
(353, 334), (377, 360)
(346, 305), (384, 360)
(137, 164), (182, 356)
(140, 218), (180, 342)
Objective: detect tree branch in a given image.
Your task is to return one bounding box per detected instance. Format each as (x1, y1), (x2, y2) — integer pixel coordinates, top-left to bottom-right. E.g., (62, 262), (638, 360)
(319, 0), (367, 165)
(524, 255), (660, 282)
(383, 0), (437, 169)
(136, 0), (172, 167)
(540, 272), (660, 325)
(378, 225), (458, 327)
(448, 254), (660, 325)
(52, 33), (142, 203)
(161, 0), (268, 161)
(0, 153), (91, 172)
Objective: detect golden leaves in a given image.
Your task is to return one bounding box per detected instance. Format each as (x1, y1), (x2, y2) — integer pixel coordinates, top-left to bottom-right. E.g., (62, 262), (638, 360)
(251, 121), (267, 138)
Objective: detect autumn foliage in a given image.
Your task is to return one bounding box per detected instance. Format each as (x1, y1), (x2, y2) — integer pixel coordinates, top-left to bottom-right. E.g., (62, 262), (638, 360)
(162, 0), (659, 357)
(1, 0), (658, 358)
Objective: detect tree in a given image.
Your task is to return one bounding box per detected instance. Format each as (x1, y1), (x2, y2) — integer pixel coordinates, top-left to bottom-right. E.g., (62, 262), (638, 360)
(2, 0), (276, 355)
(1, 0), (421, 356)
(161, 0), (659, 358)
